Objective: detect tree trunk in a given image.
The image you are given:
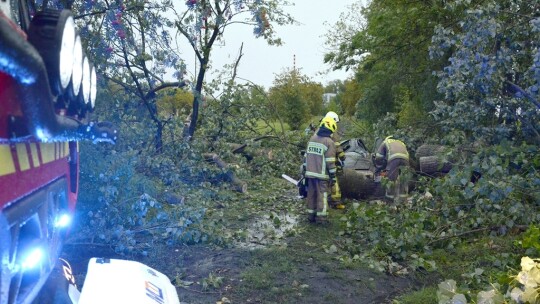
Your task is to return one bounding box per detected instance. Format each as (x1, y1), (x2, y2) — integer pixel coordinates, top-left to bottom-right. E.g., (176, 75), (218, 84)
(155, 121), (163, 152)
(202, 153), (248, 193)
(419, 156), (453, 175)
(187, 63), (206, 140)
(228, 136), (279, 161)
(339, 168), (377, 199)
(415, 144), (448, 159)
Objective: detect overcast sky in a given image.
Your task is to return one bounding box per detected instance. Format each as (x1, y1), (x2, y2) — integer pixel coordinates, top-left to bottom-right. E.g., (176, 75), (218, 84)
(180, 0), (364, 90)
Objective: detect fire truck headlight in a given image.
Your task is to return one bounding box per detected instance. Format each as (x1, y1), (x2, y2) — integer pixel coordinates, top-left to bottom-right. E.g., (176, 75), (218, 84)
(90, 66), (97, 109)
(28, 10), (77, 96)
(59, 16), (76, 90)
(71, 35), (83, 96)
(21, 247), (44, 270)
(54, 213), (72, 228)
(82, 57), (91, 104)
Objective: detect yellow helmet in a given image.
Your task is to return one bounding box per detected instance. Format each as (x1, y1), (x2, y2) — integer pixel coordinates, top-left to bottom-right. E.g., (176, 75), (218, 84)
(319, 116), (337, 133)
(325, 111), (340, 123)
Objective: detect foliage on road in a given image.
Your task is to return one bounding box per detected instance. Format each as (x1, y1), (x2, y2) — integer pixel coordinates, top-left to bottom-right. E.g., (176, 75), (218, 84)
(67, 0), (540, 302)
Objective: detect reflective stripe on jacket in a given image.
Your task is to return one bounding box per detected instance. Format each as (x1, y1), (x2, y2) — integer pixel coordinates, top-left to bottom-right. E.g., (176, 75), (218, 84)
(314, 127), (345, 164)
(376, 138), (409, 162)
(305, 134), (336, 180)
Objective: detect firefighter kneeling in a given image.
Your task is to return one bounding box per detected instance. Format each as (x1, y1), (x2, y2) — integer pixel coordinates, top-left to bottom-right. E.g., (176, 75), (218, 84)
(374, 136), (410, 203)
(303, 117), (338, 224)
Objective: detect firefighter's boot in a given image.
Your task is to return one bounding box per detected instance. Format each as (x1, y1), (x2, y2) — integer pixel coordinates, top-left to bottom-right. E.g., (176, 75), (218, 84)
(330, 178), (343, 209)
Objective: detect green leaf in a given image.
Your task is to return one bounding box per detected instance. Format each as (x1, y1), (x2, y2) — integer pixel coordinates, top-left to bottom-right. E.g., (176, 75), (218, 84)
(176, 280), (194, 287)
(325, 244), (338, 254)
(438, 279), (457, 297)
(451, 294), (467, 304)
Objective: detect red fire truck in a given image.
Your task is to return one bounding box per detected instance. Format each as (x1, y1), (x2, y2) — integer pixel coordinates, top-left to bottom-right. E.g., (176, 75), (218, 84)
(0, 0), (120, 303)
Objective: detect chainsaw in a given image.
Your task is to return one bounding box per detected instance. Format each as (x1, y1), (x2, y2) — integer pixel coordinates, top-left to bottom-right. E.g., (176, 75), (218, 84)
(281, 174), (307, 198)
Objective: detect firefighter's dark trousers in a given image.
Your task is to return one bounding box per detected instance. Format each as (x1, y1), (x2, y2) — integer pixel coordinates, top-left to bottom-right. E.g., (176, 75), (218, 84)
(306, 178), (329, 219)
(386, 158), (409, 203)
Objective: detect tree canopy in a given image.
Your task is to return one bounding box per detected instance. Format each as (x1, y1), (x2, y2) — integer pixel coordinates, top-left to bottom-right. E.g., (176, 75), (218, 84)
(431, 0), (540, 145)
(73, 0), (295, 149)
(269, 68), (325, 130)
(174, 0), (295, 139)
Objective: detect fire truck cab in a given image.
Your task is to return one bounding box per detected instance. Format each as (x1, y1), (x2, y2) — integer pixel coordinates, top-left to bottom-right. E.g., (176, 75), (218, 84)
(0, 0), (118, 303)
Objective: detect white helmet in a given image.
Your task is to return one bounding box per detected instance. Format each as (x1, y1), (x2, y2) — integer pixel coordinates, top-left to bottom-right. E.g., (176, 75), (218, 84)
(325, 111), (340, 123)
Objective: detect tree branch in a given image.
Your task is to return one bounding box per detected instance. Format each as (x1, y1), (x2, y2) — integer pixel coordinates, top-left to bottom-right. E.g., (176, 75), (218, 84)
(102, 75), (139, 97)
(505, 80), (540, 109)
(176, 22), (204, 63)
(231, 43), (244, 81)
(144, 81), (188, 100)
(75, 4), (167, 20)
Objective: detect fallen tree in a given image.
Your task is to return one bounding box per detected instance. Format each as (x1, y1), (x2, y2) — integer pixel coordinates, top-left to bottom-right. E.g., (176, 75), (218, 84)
(228, 135), (285, 162)
(415, 144), (454, 175)
(203, 153), (248, 193)
(339, 168), (379, 200)
(419, 156), (453, 175)
(415, 144), (449, 159)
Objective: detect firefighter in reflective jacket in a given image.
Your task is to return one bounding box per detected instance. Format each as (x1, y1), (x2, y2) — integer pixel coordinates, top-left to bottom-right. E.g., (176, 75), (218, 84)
(304, 117), (337, 224)
(323, 111), (346, 209)
(374, 136), (410, 203)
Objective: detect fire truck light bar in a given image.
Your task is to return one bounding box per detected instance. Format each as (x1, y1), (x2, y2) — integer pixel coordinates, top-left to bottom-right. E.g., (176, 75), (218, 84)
(82, 56), (90, 104)
(71, 35), (83, 96)
(59, 14), (76, 90)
